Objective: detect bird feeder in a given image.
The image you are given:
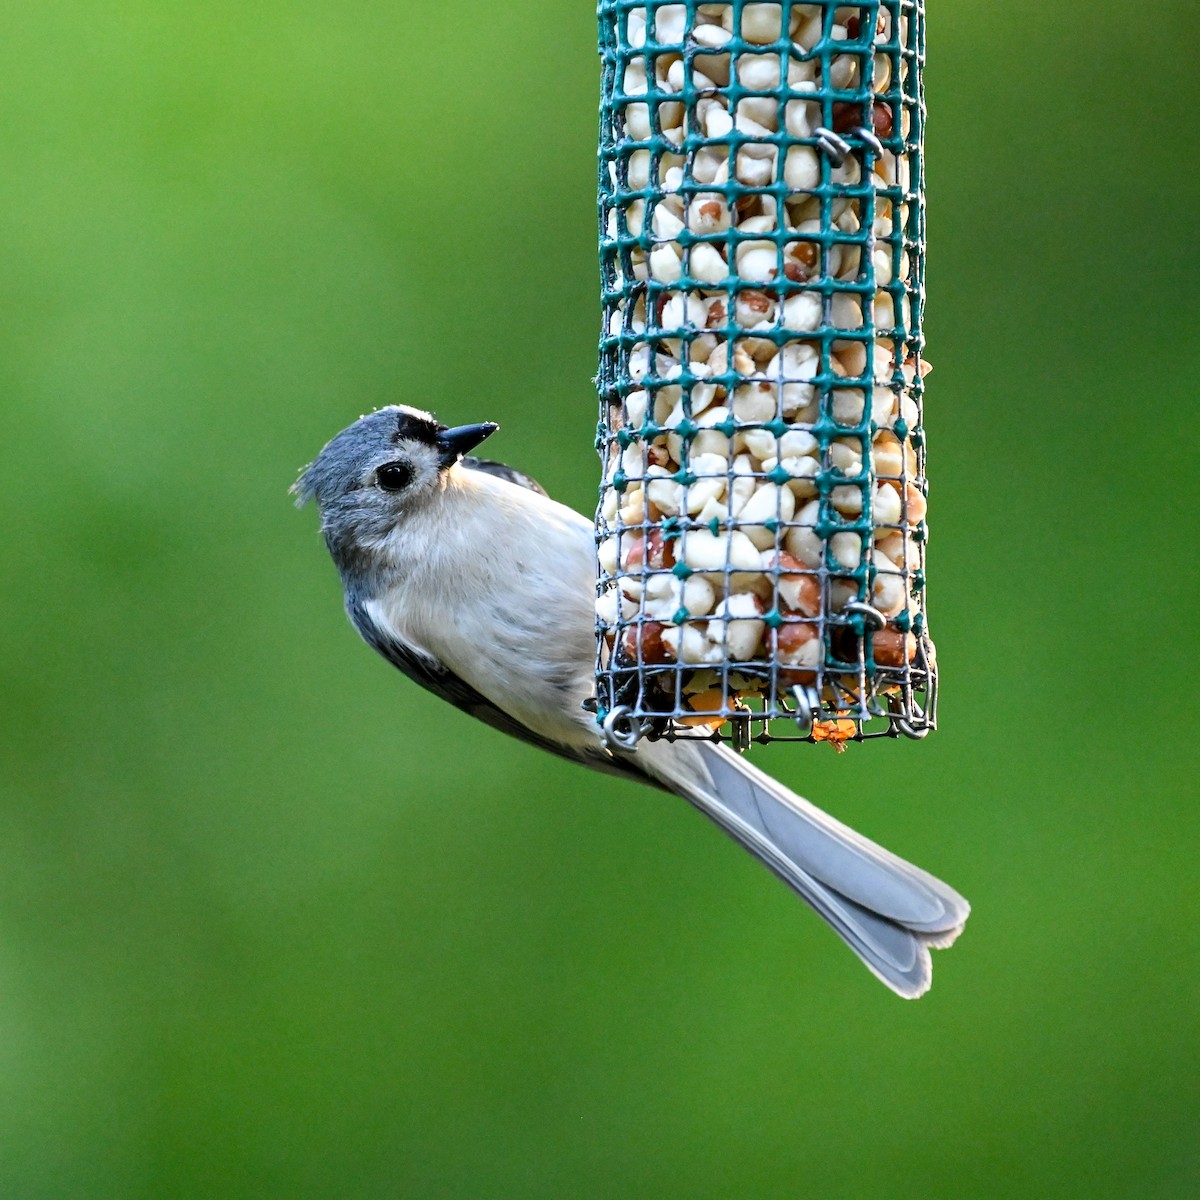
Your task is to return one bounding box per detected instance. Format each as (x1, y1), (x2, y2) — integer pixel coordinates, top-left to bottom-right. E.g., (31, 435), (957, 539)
(593, 0), (934, 750)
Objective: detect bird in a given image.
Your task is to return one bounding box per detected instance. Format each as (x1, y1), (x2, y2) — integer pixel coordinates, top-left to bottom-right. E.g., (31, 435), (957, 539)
(293, 405), (969, 997)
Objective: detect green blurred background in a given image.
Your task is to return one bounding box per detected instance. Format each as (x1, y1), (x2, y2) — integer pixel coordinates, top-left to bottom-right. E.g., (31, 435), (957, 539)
(2, 1), (1196, 1196)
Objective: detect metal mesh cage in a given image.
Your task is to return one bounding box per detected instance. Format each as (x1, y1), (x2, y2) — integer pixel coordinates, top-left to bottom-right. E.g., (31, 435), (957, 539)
(593, 0), (934, 751)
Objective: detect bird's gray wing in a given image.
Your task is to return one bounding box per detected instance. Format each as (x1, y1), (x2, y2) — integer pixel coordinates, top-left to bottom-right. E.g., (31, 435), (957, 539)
(460, 456), (549, 497)
(345, 595), (656, 787)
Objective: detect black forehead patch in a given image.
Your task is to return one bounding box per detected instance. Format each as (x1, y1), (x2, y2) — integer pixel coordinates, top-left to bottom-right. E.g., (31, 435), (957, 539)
(394, 411), (442, 445)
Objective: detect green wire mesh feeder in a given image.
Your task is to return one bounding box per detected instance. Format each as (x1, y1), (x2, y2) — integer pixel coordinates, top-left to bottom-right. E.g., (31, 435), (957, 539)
(593, 0), (934, 751)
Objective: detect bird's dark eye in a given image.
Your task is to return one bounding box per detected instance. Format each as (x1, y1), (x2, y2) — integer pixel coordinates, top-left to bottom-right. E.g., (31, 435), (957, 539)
(375, 461), (413, 492)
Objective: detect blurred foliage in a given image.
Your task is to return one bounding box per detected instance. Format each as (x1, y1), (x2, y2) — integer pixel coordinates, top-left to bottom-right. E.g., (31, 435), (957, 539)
(1, 1), (1197, 1197)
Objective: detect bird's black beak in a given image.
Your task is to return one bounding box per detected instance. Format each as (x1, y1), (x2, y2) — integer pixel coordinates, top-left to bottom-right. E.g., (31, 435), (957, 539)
(435, 422), (499, 467)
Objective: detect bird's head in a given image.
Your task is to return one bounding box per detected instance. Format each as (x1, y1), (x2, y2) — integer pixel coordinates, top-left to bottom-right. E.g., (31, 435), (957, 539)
(292, 405), (498, 565)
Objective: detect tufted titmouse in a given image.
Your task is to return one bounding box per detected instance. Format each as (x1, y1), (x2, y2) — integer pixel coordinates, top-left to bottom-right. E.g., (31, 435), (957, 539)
(294, 406), (969, 997)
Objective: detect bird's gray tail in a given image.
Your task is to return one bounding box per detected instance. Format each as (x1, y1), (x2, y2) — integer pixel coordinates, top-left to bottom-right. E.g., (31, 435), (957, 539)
(635, 739), (969, 998)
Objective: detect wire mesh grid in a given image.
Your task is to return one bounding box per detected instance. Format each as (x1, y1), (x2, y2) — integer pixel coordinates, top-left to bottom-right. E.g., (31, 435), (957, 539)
(593, 0), (934, 750)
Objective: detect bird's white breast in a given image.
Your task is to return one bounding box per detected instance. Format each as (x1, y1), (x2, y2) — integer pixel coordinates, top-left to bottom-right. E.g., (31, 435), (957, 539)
(365, 468), (603, 751)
